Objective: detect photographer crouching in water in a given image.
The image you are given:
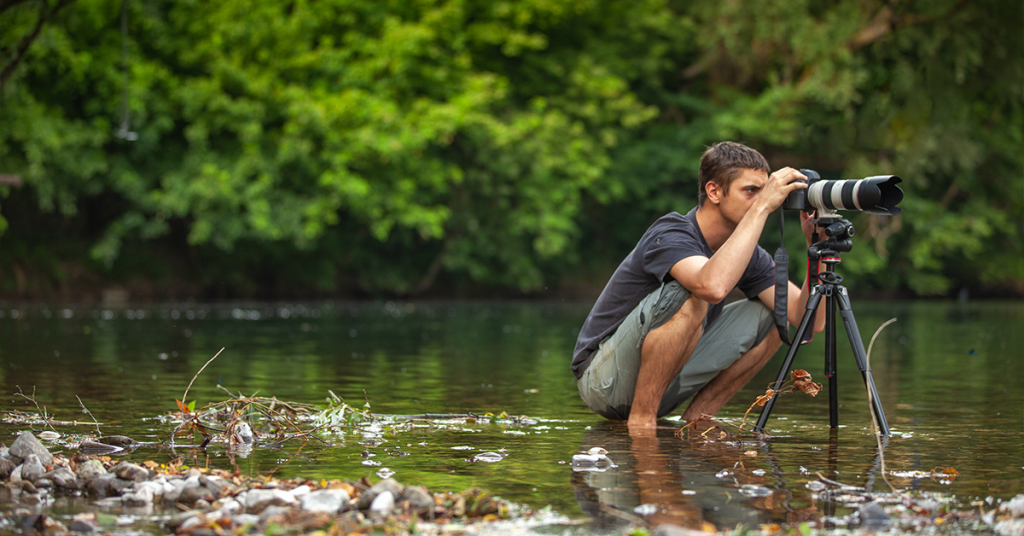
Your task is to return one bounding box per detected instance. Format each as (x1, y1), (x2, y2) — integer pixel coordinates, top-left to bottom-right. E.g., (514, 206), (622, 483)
(572, 142), (826, 433)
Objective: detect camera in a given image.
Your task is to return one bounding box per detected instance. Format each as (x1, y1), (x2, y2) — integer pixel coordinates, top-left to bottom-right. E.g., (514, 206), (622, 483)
(783, 169), (903, 215)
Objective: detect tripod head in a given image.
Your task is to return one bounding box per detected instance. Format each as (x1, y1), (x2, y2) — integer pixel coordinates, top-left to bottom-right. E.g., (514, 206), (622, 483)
(808, 214), (854, 259)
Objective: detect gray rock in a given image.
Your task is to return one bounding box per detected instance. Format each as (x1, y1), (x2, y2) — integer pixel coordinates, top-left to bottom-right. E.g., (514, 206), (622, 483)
(44, 467), (78, 489)
(300, 489), (349, 514)
(179, 485), (215, 506)
(87, 473), (117, 497)
(9, 432), (53, 466)
(34, 478), (52, 489)
(0, 457), (15, 479)
(163, 478), (186, 504)
(112, 462), (149, 482)
(369, 490), (395, 514)
(68, 518), (100, 533)
(200, 475), (226, 496)
(359, 478), (404, 509)
(858, 502), (891, 528)
(652, 524), (713, 536)
(75, 459), (107, 482)
(399, 485), (434, 511)
(9, 464), (21, 483)
(109, 476), (134, 494)
(21, 454), (45, 482)
(245, 488), (296, 513)
(370, 478), (404, 496)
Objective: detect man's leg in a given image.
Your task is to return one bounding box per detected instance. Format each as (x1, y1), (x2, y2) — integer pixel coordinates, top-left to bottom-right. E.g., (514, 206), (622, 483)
(680, 329), (782, 421)
(627, 294), (707, 428)
(576, 281), (705, 423)
(655, 298), (776, 419)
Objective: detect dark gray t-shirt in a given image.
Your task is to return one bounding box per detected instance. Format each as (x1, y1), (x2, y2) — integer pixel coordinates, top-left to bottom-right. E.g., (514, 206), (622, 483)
(571, 208), (774, 379)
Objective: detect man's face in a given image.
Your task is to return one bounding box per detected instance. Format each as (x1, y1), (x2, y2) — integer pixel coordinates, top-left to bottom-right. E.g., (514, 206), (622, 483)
(714, 168), (768, 226)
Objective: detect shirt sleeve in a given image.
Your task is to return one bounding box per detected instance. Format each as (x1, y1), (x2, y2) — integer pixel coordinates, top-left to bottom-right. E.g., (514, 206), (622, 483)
(738, 245), (775, 299)
(642, 228), (707, 282)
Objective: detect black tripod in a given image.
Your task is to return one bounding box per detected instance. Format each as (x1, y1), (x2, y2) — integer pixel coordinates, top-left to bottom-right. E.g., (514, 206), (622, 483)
(754, 216), (890, 436)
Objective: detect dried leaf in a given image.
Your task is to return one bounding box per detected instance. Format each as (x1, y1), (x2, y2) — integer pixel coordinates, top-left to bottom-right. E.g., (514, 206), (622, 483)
(791, 369), (813, 382)
(794, 380), (822, 397)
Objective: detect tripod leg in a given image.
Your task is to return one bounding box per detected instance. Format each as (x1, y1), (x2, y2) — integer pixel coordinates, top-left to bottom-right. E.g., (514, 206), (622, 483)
(753, 285), (825, 434)
(834, 288), (890, 436)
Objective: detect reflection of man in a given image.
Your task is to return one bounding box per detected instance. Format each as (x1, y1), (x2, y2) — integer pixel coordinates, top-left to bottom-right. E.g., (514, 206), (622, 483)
(572, 142), (825, 430)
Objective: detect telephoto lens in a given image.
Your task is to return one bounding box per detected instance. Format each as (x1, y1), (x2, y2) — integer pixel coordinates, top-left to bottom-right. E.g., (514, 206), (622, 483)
(807, 175), (903, 215)
(782, 170), (903, 215)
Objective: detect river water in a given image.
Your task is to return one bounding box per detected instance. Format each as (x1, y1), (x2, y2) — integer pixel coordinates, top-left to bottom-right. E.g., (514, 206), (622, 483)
(0, 299), (1021, 530)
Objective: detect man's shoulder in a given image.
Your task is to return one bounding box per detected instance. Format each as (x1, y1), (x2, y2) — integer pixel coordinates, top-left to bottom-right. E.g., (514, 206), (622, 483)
(645, 210), (697, 235)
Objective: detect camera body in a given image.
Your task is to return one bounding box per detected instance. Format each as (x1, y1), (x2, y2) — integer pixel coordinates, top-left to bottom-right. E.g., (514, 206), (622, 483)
(783, 169), (903, 216)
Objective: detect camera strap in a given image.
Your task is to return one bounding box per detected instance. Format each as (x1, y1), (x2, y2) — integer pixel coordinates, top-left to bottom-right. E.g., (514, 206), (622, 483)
(773, 210), (792, 345)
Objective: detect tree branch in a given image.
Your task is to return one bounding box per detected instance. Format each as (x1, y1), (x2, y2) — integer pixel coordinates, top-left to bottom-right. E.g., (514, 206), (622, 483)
(847, 0), (970, 49)
(1, 0), (77, 86)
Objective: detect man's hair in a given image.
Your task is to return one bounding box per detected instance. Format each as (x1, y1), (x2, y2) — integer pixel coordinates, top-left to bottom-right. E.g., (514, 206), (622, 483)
(698, 141), (771, 206)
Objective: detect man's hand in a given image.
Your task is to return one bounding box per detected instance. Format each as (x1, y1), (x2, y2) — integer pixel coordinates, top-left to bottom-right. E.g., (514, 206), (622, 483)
(755, 167), (808, 213)
(800, 210), (822, 246)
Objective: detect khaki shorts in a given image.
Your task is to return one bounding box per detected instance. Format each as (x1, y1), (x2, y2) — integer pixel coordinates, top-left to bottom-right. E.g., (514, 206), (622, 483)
(577, 280), (774, 420)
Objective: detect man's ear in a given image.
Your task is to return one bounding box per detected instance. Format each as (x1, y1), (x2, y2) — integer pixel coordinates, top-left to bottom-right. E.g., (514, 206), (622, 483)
(705, 180), (723, 205)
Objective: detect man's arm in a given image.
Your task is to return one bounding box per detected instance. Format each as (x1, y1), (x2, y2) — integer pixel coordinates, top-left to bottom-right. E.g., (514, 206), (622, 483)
(670, 168), (809, 302)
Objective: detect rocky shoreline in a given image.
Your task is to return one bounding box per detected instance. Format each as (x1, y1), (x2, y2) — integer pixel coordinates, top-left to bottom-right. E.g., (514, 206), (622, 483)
(4, 429), (1024, 536)
(0, 431), (556, 535)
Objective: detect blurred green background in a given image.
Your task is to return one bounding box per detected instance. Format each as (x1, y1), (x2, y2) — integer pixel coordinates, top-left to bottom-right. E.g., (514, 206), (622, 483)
(1, 0), (1021, 301)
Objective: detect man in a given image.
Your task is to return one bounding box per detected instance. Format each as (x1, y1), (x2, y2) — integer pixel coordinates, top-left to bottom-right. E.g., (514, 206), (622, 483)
(572, 141), (825, 430)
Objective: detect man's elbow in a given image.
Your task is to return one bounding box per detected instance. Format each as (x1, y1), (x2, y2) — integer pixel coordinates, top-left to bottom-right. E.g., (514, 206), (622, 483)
(694, 286), (728, 304)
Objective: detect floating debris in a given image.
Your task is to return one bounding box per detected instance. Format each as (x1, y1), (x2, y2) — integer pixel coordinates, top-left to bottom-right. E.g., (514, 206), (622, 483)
(472, 452), (506, 463)
(738, 484), (773, 497)
(634, 504), (659, 516)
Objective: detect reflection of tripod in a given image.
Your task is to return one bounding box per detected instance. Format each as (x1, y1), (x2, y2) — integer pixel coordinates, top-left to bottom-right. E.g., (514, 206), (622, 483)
(754, 216), (890, 435)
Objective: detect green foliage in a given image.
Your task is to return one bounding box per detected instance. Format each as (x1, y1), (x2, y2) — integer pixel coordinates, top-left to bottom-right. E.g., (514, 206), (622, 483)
(0, 0), (1020, 297)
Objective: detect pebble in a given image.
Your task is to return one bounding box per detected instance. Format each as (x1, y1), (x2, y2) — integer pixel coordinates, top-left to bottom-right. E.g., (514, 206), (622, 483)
(369, 490), (395, 514)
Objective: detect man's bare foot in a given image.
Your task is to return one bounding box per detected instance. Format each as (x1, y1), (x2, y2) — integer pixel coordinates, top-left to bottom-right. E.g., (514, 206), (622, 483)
(626, 414), (658, 435)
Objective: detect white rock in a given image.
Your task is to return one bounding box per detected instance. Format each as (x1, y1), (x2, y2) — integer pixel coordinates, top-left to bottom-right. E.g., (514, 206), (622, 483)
(288, 484), (312, 499)
(301, 489), (349, 514)
(369, 490), (395, 514)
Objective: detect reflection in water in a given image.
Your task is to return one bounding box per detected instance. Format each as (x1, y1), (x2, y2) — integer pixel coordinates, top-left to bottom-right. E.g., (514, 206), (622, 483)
(572, 422), (851, 531)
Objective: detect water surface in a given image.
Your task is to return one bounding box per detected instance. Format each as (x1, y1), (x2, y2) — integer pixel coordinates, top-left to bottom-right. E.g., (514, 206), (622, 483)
(1, 300), (1021, 529)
